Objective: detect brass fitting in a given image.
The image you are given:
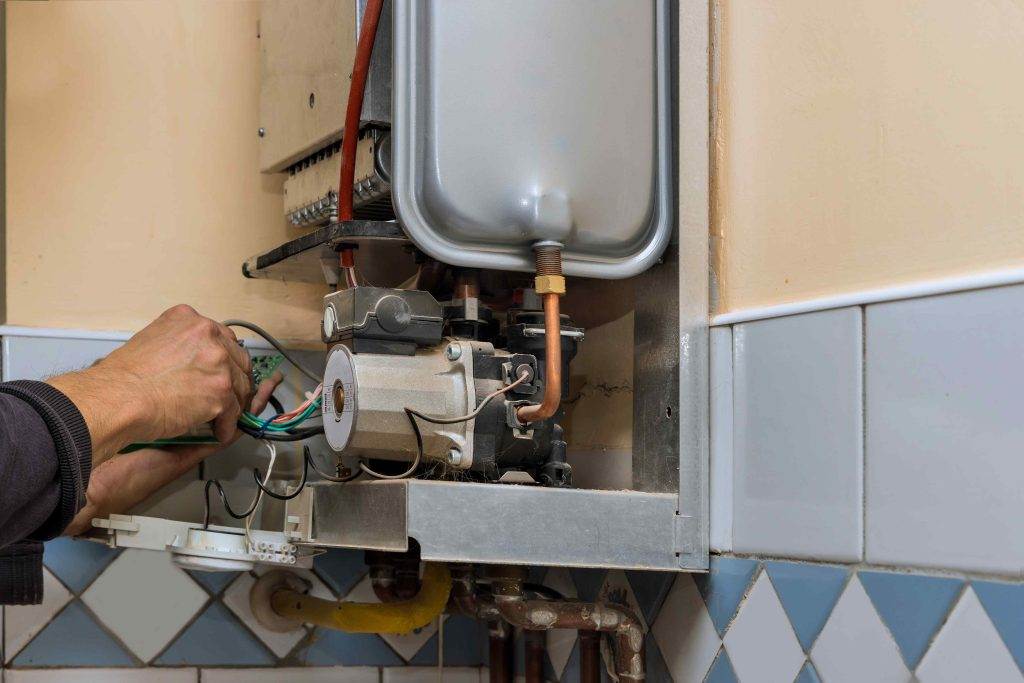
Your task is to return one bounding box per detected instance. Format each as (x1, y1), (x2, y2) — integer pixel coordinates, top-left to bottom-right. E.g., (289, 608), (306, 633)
(535, 274), (566, 295)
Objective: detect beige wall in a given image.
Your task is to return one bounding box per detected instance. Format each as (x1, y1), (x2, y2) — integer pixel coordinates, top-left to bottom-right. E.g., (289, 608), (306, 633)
(714, 0), (1024, 314)
(6, 1), (327, 341)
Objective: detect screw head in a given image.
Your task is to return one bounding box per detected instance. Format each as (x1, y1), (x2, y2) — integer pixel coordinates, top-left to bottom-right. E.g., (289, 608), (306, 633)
(445, 343), (462, 361)
(258, 127), (265, 137)
(447, 449), (463, 467)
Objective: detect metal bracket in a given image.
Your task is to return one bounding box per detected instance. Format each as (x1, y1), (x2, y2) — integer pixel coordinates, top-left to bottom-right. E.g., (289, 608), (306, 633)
(673, 514), (696, 556)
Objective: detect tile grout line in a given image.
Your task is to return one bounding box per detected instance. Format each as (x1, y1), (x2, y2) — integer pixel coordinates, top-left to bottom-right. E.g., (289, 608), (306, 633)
(860, 304), (868, 565)
(711, 550), (1024, 584)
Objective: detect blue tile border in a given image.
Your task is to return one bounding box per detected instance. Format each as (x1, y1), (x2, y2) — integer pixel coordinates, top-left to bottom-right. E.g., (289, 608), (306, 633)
(858, 570), (963, 669)
(765, 561), (849, 652)
(973, 580), (1024, 673)
(693, 557), (759, 636)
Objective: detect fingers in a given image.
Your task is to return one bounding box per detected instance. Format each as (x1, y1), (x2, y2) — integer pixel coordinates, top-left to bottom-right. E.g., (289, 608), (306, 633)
(250, 370), (284, 413)
(215, 322), (252, 376)
(213, 393), (242, 443)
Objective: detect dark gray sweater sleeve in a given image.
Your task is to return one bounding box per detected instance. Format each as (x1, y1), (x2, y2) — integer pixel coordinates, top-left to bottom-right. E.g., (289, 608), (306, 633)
(0, 381), (92, 604)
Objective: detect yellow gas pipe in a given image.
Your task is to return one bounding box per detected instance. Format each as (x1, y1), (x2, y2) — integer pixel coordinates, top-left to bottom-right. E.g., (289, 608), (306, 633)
(270, 563), (451, 634)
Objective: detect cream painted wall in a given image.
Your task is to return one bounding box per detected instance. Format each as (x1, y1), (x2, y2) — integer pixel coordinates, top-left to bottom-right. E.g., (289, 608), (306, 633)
(714, 0), (1024, 314)
(6, 1), (327, 341)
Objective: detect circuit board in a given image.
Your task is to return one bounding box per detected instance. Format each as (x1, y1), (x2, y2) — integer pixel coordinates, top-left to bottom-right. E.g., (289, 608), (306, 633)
(252, 354), (285, 385)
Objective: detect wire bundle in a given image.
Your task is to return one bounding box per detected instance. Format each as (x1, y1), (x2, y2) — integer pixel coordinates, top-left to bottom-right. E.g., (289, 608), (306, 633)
(239, 384), (323, 434)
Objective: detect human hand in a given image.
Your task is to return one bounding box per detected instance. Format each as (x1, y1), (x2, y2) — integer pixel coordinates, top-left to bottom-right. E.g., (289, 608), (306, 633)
(49, 305), (256, 460)
(63, 370), (283, 536)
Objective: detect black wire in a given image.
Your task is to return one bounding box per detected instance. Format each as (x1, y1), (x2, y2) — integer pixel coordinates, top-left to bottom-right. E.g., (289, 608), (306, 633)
(305, 446), (362, 482)
(267, 394), (285, 416)
(358, 407), (423, 480)
(238, 424), (325, 441)
(253, 453), (308, 500)
(202, 479), (260, 529)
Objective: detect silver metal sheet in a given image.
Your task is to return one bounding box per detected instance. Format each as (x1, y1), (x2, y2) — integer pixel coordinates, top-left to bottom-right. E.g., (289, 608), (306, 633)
(307, 480), (682, 571)
(392, 0), (674, 279)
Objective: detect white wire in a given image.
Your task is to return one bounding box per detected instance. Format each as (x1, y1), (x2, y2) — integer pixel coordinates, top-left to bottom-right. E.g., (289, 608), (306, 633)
(245, 440), (278, 550)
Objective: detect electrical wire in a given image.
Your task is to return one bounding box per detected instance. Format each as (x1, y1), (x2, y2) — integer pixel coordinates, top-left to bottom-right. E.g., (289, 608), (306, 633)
(406, 370), (531, 426)
(237, 424), (325, 442)
(358, 407), (424, 480)
(305, 446), (362, 482)
(253, 452), (308, 501)
(202, 440), (277, 530)
(358, 370), (531, 480)
(267, 394), (285, 416)
(244, 441), (278, 546)
(223, 319), (320, 383)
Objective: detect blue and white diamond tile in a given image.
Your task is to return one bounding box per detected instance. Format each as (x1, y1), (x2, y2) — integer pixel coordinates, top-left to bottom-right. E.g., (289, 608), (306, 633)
(974, 579), (1024, 673)
(651, 574), (720, 683)
(13, 601), (136, 667)
(858, 570), (963, 670)
(916, 587), (1022, 683)
(81, 549), (208, 663)
(155, 601), (273, 667)
(3, 569), (72, 664)
(723, 570), (804, 683)
(693, 556), (758, 637)
(763, 561), (848, 653)
(811, 574), (910, 683)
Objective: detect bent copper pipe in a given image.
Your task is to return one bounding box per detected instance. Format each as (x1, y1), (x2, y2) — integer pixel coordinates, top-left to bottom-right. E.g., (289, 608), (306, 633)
(491, 572), (645, 682)
(515, 292), (562, 423)
(579, 630), (601, 683)
(524, 630), (546, 683)
(488, 620), (514, 683)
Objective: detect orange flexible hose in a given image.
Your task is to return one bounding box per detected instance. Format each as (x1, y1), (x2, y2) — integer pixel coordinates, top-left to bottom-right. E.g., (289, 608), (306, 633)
(337, 0), (384, 269)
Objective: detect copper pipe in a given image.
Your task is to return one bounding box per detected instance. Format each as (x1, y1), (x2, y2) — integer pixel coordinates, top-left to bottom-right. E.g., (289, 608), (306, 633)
(489, 620), (514, 683)
(515, 292), (562, 423)
(579, 631), (601, 683)
(490, 571), (645, 682)
(368, 564), (398, 603)
(525, 630), (546, 683)
(455, 269), (481, 300)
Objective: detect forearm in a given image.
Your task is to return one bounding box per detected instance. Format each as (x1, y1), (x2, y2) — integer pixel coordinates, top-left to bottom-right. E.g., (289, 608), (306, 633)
(47, 364), (151, 467)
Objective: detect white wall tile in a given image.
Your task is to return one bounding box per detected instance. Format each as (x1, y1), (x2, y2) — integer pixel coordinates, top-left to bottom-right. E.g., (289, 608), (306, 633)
(709, 326), (734, 552)
(7, 670), (196, 683)
(917, 587), (1023, 683)
(201, 668), (377, 683)
(81, 549), (208, 662)
(811, 576), (910, 683)
(866, 285), (1024, 574)
(732, 307), (864, 561)
(723, 571), (804, 683)
(1, 336), (121, 381)
(382, 668), (480, 683)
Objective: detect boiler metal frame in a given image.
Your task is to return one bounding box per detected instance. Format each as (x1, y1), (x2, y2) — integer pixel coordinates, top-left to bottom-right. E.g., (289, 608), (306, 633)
(293, 0), (710, 572)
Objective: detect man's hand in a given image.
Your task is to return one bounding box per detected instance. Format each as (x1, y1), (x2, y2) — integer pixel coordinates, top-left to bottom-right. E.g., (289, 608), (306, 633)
(48, 304), (255, 460)
(63, 371), (283, 537)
